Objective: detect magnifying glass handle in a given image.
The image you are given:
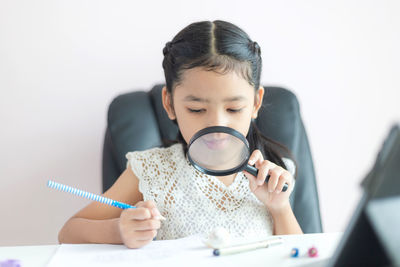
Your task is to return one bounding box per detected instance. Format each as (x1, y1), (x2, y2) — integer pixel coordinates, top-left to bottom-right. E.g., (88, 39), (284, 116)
(244, 164), (288, 192)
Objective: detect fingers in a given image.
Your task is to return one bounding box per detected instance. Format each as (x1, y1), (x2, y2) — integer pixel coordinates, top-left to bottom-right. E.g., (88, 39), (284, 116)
(122, 222), (158, 240)
(245, 151), (272, 191)
(245, 153), (292, 193)
(130, 200), (165, 220)
(119, 200), (164, 248)
(266, 165), (284, 193)
(256, 160), (276, 186)
(125, 239), (153, 249)
(276, 172), (292, 192)
(135, 230), (158, 241)
(248, 149), (264, 166)
(124, 229), (158, 248)
(121, 202), (164, 221)
(121, 207), (151, 221)
(136, 200), (156, 209)
(120, 208), (161, 231)
(124, 226), (158, 241)
(120, 216), (159, 248)
(131, 218), (161, 231)
(268, 167), (291, 193)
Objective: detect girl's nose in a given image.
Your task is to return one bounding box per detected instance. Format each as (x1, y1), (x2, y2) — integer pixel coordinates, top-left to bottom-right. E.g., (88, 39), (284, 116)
(207, 111), (228, 127)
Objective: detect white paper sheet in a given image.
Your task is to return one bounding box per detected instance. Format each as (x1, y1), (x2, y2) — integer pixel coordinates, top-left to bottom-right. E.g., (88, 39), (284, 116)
(46, 235), (212, 267)
(46, 233), (342, 267)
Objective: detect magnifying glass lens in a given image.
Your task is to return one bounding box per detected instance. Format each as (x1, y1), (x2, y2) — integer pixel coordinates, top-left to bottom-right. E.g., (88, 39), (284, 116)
(188, 132), (248, 171)
(187, 126), (288, 192)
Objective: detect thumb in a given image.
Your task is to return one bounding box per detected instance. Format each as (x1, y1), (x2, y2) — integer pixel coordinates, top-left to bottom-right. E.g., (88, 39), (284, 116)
(137, 200), (156, 209)
(136, 200), (161, 218)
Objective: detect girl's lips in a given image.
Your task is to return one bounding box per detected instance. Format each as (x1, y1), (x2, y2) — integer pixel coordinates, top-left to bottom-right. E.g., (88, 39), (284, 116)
(203, 138), (229, 150)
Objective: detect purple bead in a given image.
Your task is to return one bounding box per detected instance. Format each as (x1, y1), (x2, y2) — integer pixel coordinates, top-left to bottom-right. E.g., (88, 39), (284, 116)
(0, 259), (21, 267)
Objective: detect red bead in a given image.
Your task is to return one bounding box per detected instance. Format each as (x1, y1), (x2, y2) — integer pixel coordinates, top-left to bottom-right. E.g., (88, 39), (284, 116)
(308, 246), (318, 257)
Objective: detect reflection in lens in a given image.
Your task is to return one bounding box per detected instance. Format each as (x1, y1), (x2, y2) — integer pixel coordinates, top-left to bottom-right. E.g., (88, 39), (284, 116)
(188, 132), (249, 172)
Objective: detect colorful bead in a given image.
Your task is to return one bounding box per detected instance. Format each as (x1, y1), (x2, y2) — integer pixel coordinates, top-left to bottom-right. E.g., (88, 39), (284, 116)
(308, 246), (318, 257)
(290, 248), (299, 257)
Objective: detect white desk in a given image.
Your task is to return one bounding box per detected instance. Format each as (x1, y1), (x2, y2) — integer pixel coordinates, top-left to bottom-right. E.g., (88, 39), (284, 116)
(0, 232), (342, 267)
(0, 244), (57, 267)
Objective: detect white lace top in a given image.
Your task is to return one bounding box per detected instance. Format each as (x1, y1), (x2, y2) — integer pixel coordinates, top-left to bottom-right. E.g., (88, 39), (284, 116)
(126, 143), (295, 240)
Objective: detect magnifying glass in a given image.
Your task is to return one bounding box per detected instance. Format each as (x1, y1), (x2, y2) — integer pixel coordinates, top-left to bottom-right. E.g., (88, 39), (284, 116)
(187, 126), (288, 192)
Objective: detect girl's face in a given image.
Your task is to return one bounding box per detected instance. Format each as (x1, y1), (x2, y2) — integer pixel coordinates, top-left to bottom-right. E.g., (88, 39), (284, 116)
(162, 67), (264, 144)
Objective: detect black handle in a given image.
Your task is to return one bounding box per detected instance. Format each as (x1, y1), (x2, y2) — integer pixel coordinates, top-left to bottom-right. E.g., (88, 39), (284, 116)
(244, 164), (288, 192)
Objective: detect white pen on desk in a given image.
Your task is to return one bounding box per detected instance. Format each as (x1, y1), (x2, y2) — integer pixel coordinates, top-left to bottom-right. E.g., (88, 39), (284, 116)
(47, 180), (166, 221)
(213, 237), (283, 256)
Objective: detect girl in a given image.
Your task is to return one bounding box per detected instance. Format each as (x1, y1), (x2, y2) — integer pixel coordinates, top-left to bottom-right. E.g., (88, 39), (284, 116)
(58, 20), (303, 249)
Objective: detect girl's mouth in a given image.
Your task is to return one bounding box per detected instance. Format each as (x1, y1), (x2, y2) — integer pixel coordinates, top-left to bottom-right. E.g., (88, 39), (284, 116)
(202, 137), (229, 150)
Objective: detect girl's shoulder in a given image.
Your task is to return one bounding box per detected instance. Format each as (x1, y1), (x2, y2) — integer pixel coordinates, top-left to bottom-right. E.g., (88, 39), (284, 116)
(125, 143), (186, 197)
(126, 143), (185, 167)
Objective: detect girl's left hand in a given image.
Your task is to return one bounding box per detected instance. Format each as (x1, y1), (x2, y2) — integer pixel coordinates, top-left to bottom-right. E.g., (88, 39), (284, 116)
(243, 149), (294, 212)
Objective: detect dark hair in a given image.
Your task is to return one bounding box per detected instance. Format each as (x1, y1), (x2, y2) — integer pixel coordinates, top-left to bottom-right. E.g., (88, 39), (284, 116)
(162, 20), (295, 172)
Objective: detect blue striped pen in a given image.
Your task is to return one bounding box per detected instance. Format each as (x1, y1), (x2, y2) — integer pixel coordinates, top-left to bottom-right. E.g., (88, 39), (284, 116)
(47, 180), (166, 220)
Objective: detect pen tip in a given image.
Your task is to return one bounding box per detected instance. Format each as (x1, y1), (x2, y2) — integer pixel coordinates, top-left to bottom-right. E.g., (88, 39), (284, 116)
(154, 215), (167, 221)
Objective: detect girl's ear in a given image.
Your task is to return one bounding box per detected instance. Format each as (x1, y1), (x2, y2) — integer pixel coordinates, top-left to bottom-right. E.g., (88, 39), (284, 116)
(162, 86), (176, 120)
(252, 86), (264, 119)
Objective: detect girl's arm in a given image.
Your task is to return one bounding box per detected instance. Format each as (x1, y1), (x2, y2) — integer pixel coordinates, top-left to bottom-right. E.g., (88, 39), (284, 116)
(269, 203), (303, 235)
(58, 167), (155, 245)
(243, 149), (303, 235)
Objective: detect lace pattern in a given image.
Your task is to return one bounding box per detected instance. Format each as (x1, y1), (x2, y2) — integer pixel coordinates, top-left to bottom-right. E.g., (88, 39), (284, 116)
(126, 143), (295, 240)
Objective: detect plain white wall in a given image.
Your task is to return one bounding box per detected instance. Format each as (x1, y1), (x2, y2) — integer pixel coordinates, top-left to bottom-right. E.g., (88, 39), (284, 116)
(1, 0), (399, 246)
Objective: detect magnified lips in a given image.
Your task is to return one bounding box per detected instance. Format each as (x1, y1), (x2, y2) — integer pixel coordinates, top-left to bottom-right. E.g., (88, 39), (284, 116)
(202, 137), (229, 150)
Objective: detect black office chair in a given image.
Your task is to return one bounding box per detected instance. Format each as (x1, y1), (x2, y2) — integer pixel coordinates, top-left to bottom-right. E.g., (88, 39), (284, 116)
(102, 84), (323, 233)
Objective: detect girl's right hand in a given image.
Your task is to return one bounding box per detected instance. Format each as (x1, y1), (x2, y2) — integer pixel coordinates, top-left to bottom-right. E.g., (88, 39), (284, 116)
(119, 200), (162, 248)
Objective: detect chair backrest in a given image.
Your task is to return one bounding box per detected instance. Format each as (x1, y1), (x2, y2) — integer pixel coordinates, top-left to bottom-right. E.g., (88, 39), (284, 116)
(102, 84), (323, 233)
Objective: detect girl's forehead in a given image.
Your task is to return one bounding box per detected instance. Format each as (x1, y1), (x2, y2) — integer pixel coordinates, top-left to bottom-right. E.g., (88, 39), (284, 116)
(174, 68), (254, 99)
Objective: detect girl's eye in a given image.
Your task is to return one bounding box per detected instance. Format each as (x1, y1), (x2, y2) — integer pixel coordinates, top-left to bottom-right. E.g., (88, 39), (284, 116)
(187, 108), (243, 113)
(188, 108), (205, 113)
(227, 108), (243, 113)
